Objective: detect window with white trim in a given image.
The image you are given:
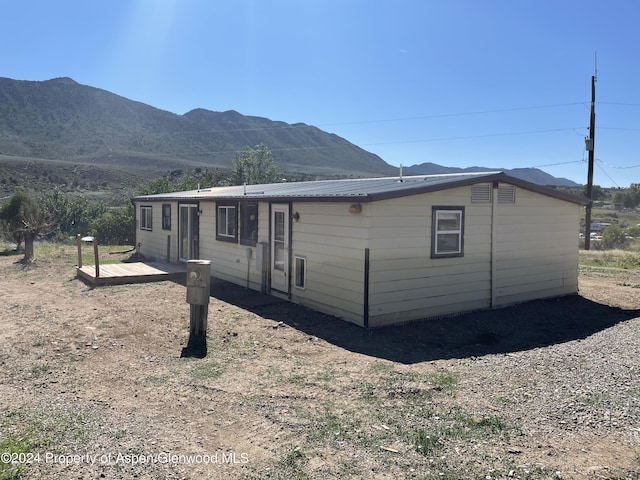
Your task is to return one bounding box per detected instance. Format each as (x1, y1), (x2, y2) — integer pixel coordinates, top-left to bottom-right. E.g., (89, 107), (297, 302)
(431, 206), (464, 258)
(294, 256), (306, 289)
(216, 203), (237, 242)
(140, 206), (152, 231)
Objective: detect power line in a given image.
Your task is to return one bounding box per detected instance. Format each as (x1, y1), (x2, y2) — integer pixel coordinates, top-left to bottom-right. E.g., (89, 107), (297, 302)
(315, 102), (586, 128)
(595, 159), (640, 170)
(530, 160), (585, 169)
(357, 127), (586, 147)
(135, 102), (589, 137)
(595, 159), (621, 188)
(598, 101), (640, 107)
(598, 126), (640, 132)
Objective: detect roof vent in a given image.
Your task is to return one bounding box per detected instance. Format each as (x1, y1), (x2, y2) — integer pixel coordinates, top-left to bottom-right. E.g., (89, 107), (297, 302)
(471, 184), (491, 203)
(498, 185), (516, 203)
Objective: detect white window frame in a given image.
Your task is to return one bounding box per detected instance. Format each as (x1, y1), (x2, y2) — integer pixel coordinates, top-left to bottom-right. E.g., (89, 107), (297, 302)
(431, 207), (464, 258)
(294, 256), (306, 290)
(140, 206), (152, 231)
(216, 203), (237, 241)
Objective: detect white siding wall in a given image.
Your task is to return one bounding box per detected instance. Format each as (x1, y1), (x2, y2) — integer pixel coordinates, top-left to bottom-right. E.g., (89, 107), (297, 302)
(198, 201), (266, 290)
(136, 201), (178, 262)
(367, 187), (492, 327)
(493, 188), (580, 305)
(289, 202), (369, 325)
(135, 184), (581, 328)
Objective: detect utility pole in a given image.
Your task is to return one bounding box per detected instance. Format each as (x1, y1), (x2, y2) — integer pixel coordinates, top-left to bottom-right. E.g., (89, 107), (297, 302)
(584, 73), (596, 250)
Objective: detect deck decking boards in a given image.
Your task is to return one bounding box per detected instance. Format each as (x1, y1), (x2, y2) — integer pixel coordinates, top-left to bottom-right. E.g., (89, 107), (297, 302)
(77, 262), (187, 285)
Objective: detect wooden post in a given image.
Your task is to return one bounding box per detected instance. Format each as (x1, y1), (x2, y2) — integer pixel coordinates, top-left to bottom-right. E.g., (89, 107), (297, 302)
(166, 235), (171, 263)
(93, 240), (100, 278)
(76, 234), (82, 268)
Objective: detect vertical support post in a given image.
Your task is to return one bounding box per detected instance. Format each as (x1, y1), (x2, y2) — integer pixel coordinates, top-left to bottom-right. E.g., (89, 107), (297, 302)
(76, 234), (82, 268)
(93, 240), (100, 278)
(584, 74), (596, 250)
(257, 242), (269, 295)
(490, 181), (499, 307)
(363, 248), (370, 328)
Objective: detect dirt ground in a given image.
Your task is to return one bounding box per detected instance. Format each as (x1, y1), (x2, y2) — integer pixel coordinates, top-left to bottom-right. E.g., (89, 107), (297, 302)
(0, 248), (639, 479)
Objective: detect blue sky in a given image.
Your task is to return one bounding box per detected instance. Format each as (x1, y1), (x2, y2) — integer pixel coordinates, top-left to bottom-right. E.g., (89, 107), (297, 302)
(2, 0), (639, 187)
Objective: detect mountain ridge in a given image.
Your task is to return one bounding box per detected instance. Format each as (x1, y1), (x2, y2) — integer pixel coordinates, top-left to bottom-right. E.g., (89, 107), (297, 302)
(0, 77), (578, 186)
(404, 162), (578, 186)
(0, 76), (395, 176)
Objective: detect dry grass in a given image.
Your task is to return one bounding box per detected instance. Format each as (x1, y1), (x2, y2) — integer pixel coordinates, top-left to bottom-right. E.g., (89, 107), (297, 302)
(579, 248), (640, 269)
(0, 244), (639, 479)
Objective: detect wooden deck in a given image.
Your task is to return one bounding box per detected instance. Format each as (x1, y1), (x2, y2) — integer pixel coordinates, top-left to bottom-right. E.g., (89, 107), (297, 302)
(77, 261), (187, 285)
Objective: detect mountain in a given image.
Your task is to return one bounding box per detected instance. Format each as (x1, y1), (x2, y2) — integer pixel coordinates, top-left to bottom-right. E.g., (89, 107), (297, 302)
(0, 77), (396, 176)
(0, 77), (578, 188)
(404, 162), (579, 186)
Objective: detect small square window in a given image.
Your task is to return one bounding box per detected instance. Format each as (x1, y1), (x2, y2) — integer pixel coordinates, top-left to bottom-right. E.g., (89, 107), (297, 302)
(140, 206), (152, 231)
(294, 256), (306, 289)
(216, 203), (237, 242)
(431, 207), (464, 258)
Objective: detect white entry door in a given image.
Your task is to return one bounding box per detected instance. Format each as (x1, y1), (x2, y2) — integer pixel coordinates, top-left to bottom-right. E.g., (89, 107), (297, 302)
(270, 204), (290, 292)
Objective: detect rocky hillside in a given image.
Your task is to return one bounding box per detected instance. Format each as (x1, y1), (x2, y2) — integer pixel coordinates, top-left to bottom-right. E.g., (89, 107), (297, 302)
(0, 77), (395, 176)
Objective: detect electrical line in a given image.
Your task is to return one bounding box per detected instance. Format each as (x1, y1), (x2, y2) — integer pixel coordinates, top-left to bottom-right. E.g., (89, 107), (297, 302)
(139, 102), (589, 136)
(598, 101), (640, 107)
(595, 159), (640, 170)
(314, 102), (586, 128)
(595, 159), (621, 188)
(357, 127), (586, 147)
(530, 160), (585, 169)
(598, 126), (640, 132)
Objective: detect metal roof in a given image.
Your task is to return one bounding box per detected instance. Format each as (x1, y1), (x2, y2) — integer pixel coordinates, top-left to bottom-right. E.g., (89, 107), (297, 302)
(133, 171), (588, 205)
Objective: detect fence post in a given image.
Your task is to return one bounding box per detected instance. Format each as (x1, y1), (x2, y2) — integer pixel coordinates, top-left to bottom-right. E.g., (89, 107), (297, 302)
(93, 240), (100, 278)
(76, 234), (82, 268)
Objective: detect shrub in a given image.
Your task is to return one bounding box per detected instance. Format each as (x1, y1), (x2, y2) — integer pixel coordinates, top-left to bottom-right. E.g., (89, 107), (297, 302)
(90, 205), (134, 245)
(601, 225), (628, 250)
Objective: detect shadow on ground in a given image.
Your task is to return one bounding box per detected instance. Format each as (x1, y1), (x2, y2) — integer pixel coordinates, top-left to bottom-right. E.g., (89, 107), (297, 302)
(207, 278), (640, 364)
(0, 248), (22, 257)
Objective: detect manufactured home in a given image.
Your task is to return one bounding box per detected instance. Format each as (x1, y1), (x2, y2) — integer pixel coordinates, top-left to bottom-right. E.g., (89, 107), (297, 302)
(132, 172), (587, 327)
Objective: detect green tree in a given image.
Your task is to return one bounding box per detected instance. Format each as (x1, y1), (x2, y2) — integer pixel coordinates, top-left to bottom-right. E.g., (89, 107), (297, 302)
(40, 187), (106, 237)
(230, 144), (281, 185)
(626, 183), (640, 208)
(601, 225), (628, 250)
(626, 225), (640, 239)
(138, 177), (173, 196)
(138, 173), (216, 196)
(90, 204), (135, 245)
(584, 184), (605, 201)
(0, 189), (52, 262)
